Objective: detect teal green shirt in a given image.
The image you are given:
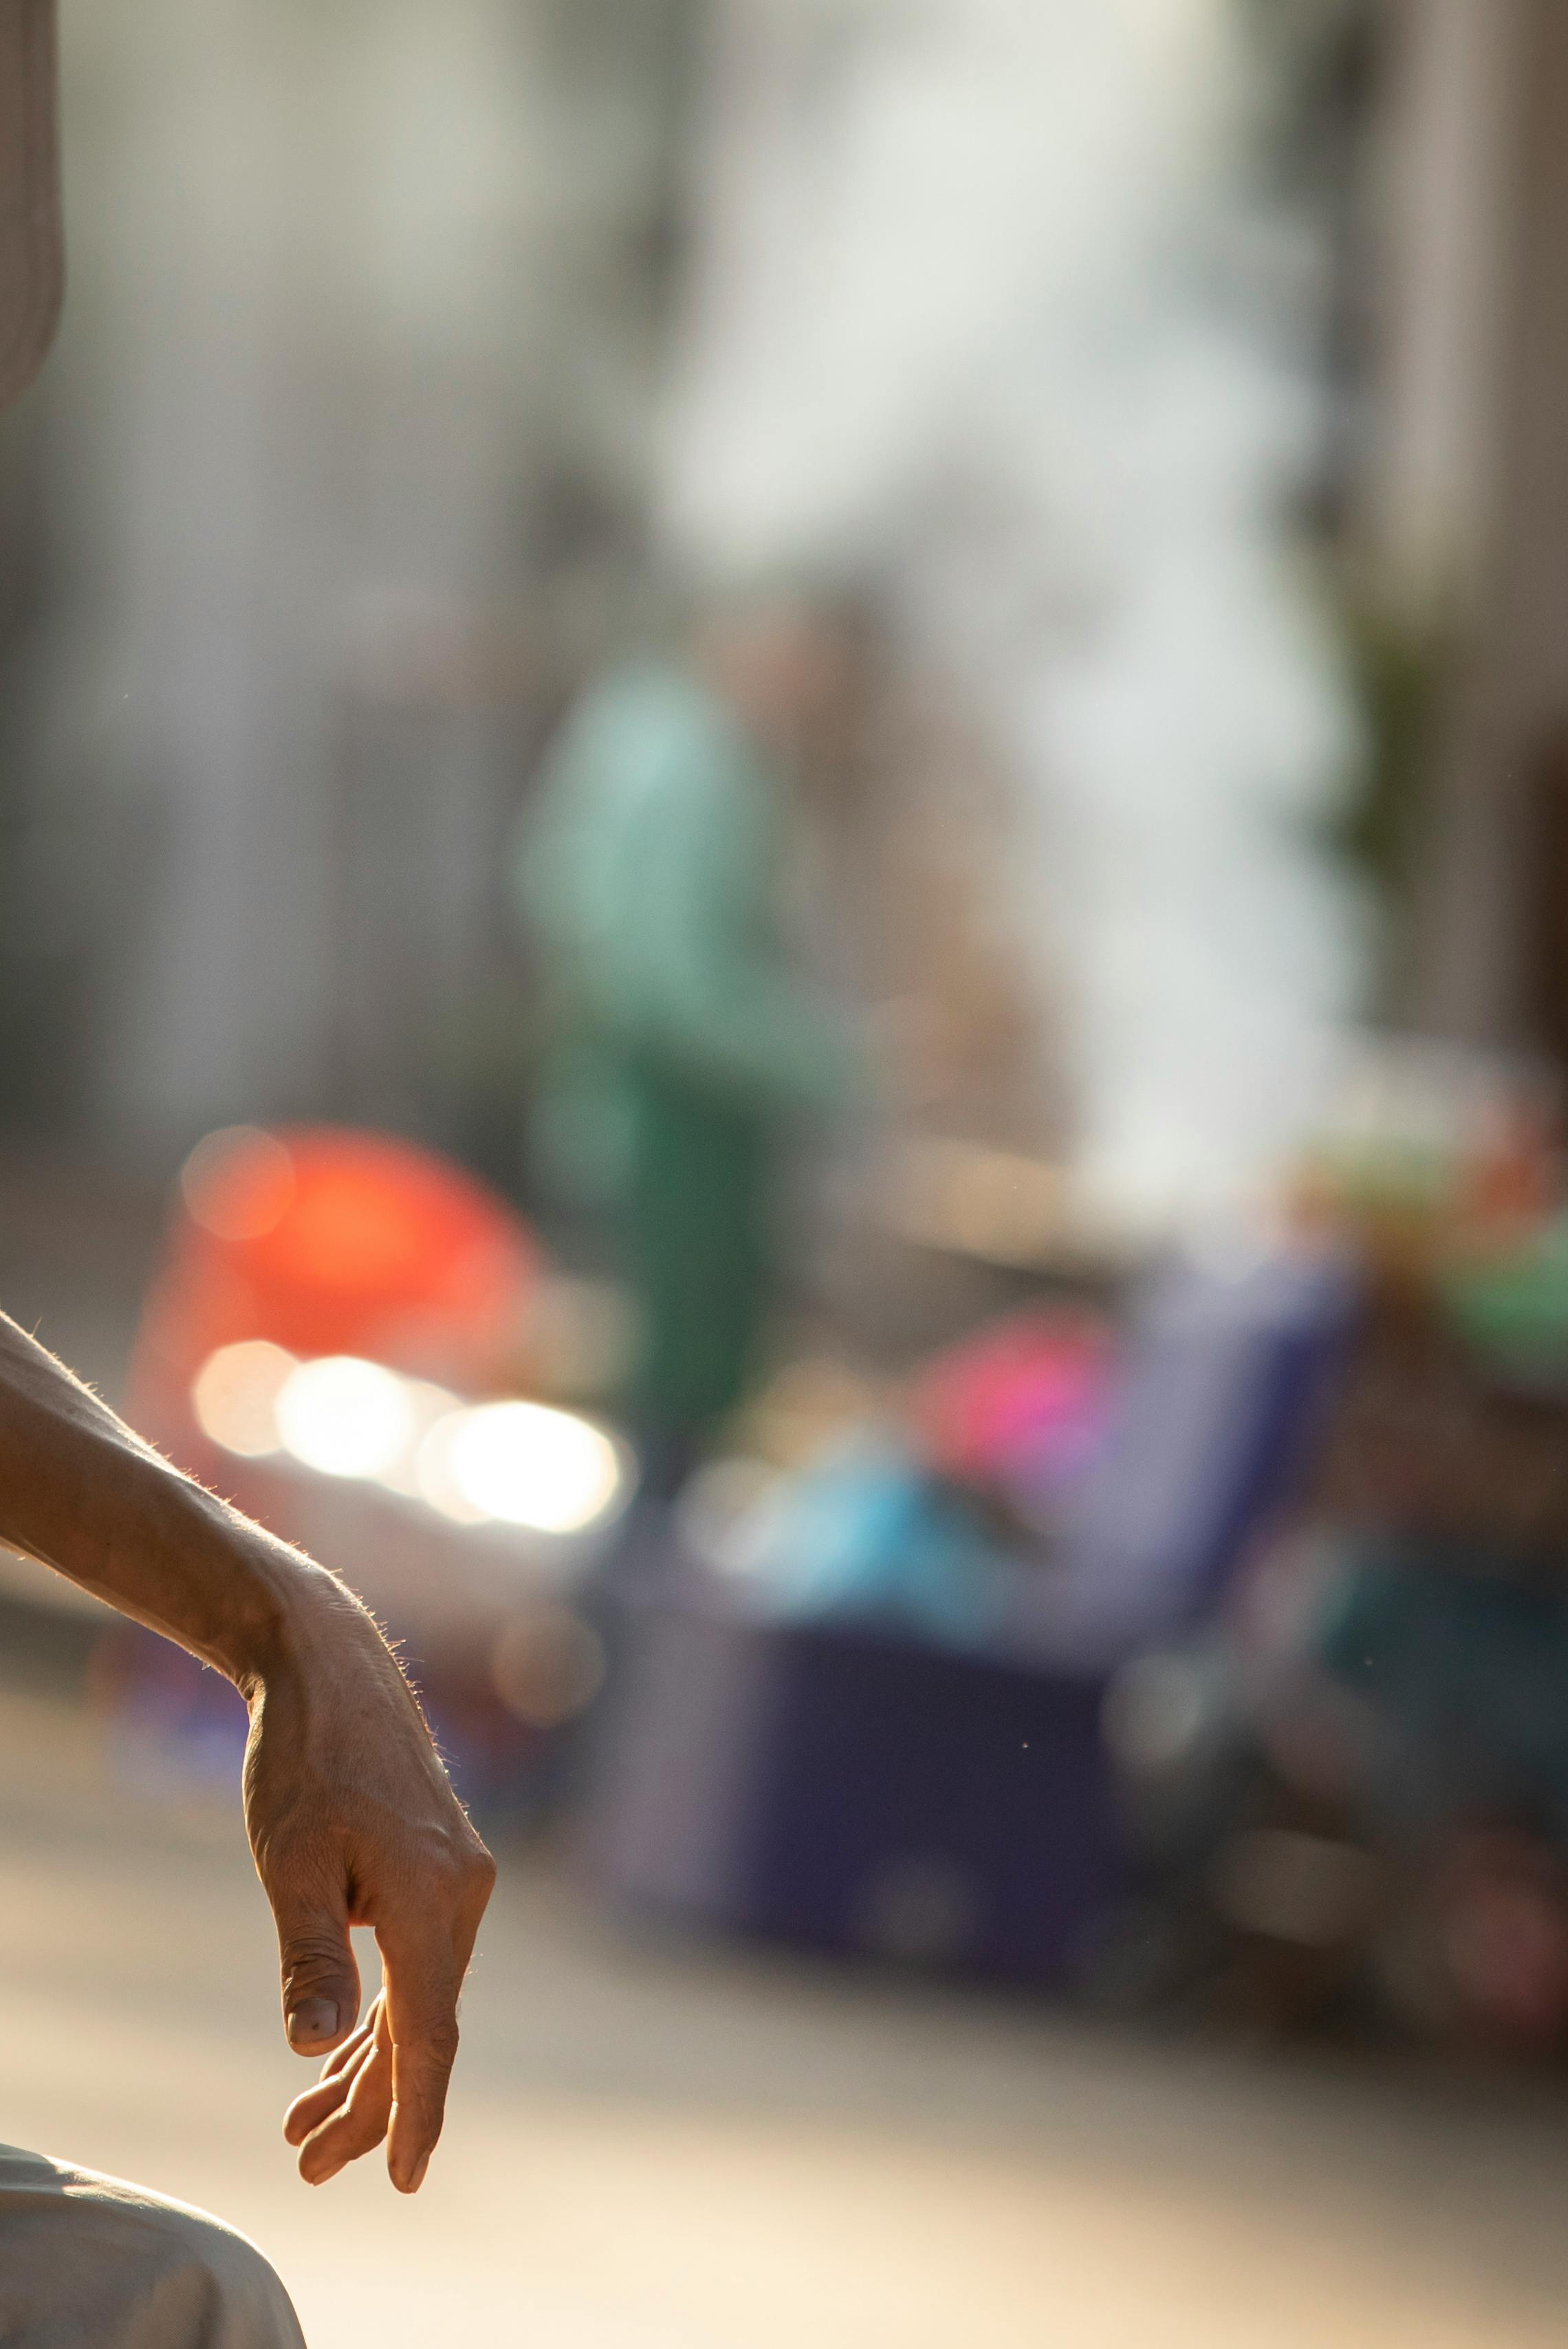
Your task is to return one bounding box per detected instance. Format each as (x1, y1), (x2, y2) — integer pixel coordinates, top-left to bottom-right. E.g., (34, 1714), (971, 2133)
(514, 663), (847, 1115)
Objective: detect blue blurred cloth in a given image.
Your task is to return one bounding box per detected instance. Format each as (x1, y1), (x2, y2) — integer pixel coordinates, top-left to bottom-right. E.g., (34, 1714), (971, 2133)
(742, 1440), (1009, 1649)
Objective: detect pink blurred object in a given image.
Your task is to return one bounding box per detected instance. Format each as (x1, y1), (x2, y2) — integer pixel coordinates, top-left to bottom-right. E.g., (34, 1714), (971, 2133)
(912, 1309), (1118, 1503)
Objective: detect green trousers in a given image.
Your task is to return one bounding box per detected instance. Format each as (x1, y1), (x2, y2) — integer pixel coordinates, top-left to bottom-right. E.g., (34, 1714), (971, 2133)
(622, 1053), (772, 1447)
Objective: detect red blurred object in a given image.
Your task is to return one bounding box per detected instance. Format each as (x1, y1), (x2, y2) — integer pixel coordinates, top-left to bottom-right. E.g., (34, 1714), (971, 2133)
(131, 1126), (540, 1455)
(1437, 1828), (1568, 2053)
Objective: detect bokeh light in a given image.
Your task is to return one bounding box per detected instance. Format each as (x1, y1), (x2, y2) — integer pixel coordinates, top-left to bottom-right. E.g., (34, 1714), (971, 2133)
(371, 1377), (461, 1499)
(190, 1340), (297, 1458)
(274, 1355), (415, 1482)
(425, 1401), (624, 1534)
(490, 1608), (607, 1729)
(180, 1127), (296, 1244)
(412, 1411), (494, 1527)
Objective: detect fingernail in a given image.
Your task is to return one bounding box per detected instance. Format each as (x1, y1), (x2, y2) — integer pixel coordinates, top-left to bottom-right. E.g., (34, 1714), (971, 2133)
(287, 1999), (338, 2048)
(400, 2152), (431, 2196)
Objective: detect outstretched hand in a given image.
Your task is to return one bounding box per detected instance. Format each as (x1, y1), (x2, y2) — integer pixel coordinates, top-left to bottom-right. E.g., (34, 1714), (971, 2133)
(241, 1565), (495, 2192)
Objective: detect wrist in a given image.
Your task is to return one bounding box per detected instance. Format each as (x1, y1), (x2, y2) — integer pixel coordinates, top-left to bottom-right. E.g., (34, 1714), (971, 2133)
(157, 1479), (347, 1700)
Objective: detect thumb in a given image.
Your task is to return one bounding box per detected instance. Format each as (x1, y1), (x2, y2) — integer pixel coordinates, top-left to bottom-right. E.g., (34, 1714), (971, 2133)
(273, 1881), (362, 2057)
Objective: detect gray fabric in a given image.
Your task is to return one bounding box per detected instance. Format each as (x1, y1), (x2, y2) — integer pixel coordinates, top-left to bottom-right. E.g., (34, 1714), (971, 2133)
(0, 2147), (305, 2348)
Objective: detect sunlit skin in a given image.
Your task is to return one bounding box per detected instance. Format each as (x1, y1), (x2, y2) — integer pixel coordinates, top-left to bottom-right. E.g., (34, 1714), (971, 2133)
(0, 1309), (494, 2192)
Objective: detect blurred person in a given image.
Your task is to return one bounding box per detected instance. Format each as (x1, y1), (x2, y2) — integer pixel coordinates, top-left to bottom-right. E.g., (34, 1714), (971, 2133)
(514, 591), (868, 1494)
(0, 50), (493, 2341)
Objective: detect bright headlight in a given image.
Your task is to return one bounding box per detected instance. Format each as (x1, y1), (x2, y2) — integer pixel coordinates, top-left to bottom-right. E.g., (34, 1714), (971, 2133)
(420, 1401), (624, 1535)
(274, 1355), (415, 1482)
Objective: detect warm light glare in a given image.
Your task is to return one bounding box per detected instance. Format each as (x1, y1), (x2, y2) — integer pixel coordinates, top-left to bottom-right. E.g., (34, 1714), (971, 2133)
(193, 1347), (626, 1536)
(274, 1355), (415, 1481)
(414, 1413), (493, 1525)
(181, 1126), (296, 1243)
(372, 1378), (459, 1498)
(433, 1401), (624, 1534)
(190, 1340), (297, 1458)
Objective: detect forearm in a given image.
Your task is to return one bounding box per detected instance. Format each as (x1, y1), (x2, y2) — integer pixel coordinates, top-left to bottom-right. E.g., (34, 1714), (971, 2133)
(0, 1311), (334, 1695)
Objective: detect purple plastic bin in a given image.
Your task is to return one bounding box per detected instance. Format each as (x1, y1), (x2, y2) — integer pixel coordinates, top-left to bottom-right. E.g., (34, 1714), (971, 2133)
(587, 1591), (1124, 1982)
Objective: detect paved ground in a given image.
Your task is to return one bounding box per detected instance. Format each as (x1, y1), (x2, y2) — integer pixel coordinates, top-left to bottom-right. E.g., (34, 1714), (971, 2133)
(1, 1642), (1567, 2349)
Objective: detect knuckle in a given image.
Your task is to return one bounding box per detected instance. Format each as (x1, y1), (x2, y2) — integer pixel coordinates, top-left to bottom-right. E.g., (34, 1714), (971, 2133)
(417, 2017), (461, 2070)
(426, 1846), (466, 1892)
(415, 1829), (492, 1909)
(281, 1932), (350, 1982)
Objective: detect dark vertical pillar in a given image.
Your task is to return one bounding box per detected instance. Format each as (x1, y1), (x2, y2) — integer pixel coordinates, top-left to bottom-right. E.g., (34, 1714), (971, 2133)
(1415, 0), (1568, 1046)
(0, 0), (61, 413)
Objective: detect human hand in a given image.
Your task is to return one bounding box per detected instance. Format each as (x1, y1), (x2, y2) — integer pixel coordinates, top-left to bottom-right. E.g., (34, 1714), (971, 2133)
(0, 1312), (492, 2188)
(241, 1564), (495, 2192)
(283, 1991), (398, 2187)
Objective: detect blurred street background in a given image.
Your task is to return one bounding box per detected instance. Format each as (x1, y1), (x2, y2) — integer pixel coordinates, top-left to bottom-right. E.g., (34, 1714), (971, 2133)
(10, 0), (1568, 2341)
